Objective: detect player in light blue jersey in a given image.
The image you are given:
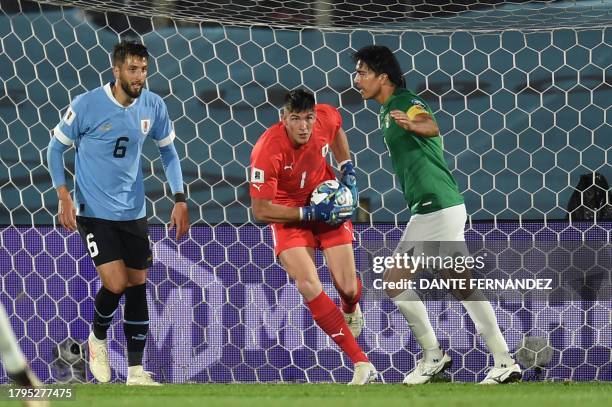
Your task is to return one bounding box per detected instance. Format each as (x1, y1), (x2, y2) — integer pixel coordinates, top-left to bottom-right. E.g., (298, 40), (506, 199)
(47, 41), (190, 386)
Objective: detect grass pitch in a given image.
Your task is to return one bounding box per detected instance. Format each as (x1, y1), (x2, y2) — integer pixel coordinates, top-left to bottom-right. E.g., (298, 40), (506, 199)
(1, 382), (610, 407)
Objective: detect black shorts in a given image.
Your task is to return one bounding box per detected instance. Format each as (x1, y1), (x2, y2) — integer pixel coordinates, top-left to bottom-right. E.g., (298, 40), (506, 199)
(76, 216), (152, 269)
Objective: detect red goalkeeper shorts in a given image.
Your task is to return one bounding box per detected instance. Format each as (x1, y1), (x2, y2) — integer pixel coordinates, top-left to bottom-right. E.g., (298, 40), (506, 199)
(270, 220), (355, 256)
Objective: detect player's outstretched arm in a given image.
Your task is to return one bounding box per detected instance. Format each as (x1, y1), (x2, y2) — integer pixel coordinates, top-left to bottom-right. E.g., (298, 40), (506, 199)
(158, 143), (190, 240)
(390, 110), (439, 137)
(331, 128), (358, 209)
(47, 136), (77, 231)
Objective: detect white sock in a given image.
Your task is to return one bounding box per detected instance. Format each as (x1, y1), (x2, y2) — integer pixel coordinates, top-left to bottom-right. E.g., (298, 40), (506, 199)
(0, 304), (28, 374)
(392, 289), (443, 361)
(461, 291), (514, 367)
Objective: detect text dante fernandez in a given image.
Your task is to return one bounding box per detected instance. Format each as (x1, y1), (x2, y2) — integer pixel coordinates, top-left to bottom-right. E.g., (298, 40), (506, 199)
(422, 278), (554, 290)
(372, 278), (554, 291)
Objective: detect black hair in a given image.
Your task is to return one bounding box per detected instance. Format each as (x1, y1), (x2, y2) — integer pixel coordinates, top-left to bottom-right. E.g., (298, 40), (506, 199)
(284, 89), (316, 113)
(112, 40), (148, 66)
(353, 45), (405, 88)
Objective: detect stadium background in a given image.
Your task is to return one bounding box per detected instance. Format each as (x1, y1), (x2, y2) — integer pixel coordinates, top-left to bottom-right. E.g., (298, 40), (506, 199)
(0, 0), (610, 384)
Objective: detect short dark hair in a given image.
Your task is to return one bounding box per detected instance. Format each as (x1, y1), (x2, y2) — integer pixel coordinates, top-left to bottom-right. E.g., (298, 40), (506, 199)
(283, 89), (316, 113)
(113, 40), (148, 66)
(353, 45), (405, 88)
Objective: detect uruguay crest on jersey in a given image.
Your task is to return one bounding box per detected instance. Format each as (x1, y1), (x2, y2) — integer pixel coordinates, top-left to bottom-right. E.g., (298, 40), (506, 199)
(141, 118), (151, 135)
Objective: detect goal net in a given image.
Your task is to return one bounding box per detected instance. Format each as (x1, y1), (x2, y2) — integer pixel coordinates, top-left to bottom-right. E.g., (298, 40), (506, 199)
(0, 0), (610, 383)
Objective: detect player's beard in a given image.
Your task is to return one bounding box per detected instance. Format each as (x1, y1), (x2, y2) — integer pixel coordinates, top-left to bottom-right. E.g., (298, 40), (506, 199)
(120, 77), (143, 99)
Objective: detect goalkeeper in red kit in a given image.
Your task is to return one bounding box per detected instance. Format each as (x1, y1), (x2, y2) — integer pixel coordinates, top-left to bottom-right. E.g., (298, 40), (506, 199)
(249, 89), (377, 384)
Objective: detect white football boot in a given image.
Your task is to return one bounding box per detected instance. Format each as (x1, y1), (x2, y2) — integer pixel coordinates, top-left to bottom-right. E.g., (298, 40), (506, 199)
(480, 363), (522, 384)
(88, 332), (111, 383)
(348, 362), (378, 385)
(126, 365), (161, 386)
(343, 303), (364, 338)
(403, 353), (452, 384)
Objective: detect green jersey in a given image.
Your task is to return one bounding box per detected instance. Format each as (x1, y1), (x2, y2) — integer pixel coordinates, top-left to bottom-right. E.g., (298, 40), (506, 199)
(380, 88), (464, 215)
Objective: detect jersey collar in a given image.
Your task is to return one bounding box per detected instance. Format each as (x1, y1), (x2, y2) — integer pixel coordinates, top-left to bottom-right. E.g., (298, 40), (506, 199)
(104, 82), (139, 108)
(382, 88), (405, 109)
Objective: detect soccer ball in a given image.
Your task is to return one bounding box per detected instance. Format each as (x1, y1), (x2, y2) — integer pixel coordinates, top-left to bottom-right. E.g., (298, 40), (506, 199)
(310, 179), (353, 207)
(516, 336), (553, 368)
(51, 338), (87, 383)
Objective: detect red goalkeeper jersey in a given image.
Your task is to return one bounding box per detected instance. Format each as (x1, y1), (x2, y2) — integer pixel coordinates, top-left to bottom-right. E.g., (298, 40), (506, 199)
(249, 104), (342, 207)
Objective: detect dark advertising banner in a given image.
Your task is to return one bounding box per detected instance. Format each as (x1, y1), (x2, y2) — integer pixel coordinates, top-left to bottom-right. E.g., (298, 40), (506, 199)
(1, 222), (610, 383)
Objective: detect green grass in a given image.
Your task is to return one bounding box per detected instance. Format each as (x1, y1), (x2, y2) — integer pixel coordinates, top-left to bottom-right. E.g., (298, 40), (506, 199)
(1, 382), (610, 407)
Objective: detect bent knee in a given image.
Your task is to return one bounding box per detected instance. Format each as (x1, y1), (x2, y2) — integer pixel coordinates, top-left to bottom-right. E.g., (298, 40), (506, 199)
(295, 278), (323, 301)
(127, 274), (147, 287)
(337, 282), (358, 300)
(104, 281), (127, 294)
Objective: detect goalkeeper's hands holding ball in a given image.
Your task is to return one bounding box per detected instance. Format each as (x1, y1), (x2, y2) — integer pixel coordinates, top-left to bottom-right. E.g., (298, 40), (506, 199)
(300, 189), (354, 226)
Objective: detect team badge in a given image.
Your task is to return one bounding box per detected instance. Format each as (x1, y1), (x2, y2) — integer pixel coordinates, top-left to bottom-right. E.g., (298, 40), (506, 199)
(141, 119), (151, 135)
(251, 167), (264, 183)
(321, 143), (329, 157)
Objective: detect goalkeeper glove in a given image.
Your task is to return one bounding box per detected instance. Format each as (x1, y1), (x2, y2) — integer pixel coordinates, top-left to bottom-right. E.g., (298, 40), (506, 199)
(300, 192), (354, 226)
(340, 160), (358, 209)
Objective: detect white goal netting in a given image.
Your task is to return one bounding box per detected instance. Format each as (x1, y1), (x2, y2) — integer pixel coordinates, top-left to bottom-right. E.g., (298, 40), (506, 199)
(0, 0), (610, 384)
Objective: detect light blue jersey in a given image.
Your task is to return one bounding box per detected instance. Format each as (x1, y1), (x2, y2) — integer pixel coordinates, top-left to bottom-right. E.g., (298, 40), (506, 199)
(52, 83), (176, 221)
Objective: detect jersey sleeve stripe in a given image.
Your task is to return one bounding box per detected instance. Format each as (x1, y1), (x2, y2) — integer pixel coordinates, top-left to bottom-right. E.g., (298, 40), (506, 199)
(53, 126), (74, 146)
(155, 130), (175, 147)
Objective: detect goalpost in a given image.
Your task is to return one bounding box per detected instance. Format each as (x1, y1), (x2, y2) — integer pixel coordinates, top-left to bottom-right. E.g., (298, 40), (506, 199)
(0, 0), (610, 383)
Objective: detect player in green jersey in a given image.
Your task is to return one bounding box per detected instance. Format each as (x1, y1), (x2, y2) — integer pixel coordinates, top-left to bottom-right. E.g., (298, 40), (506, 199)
(353, 45), (521, 385)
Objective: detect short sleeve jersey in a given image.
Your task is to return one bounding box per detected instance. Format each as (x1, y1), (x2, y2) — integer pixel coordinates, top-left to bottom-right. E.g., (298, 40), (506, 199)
(53, 83), (175, 221)
(379, 88), (464, 214)
(249, 104), (341, 207)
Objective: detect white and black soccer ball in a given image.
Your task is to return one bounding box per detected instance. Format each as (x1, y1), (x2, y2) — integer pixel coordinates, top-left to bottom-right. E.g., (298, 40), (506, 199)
(51, 338), (87, 383)
(310, 179), (353, 207)
(516, 336), (554, 368)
